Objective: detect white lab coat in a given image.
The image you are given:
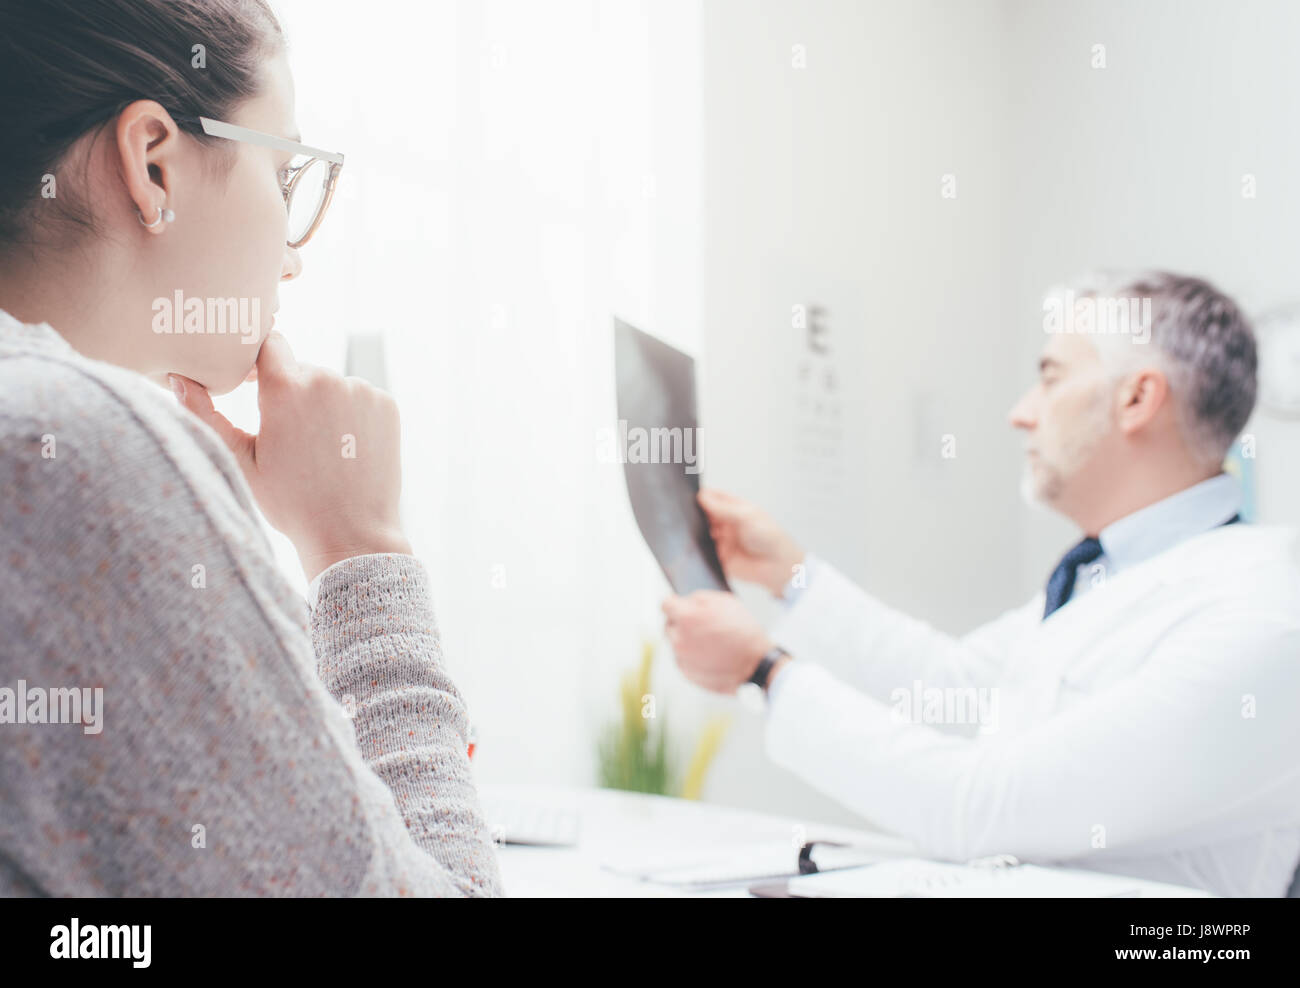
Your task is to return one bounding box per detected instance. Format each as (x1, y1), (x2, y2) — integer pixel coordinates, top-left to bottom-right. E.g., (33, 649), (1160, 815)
(765, 522), (1300, 897)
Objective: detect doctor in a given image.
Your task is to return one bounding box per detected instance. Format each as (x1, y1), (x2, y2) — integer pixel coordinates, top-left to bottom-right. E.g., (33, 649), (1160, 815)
(662, 270), (1300, 897)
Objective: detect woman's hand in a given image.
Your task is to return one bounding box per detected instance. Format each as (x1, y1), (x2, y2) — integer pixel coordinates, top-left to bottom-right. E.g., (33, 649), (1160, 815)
(171, 331), (411, 582)
(698, 488), (805, 596)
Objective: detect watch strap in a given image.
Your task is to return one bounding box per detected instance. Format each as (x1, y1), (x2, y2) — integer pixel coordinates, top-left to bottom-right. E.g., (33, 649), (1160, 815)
(748, 646), (790, 688)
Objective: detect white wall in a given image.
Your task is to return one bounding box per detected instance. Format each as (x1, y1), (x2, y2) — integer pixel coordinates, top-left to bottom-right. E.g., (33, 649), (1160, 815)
(699, 0), (1019, 826)
(220, 0), (1300, 830)
(698, 0), (1300, 829)
(1004, 0), (1300, 586)
(223, 0), (712, 790)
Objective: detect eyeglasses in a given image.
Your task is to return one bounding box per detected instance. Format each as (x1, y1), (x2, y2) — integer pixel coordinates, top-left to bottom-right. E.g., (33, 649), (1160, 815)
(197, 116), (345, 249)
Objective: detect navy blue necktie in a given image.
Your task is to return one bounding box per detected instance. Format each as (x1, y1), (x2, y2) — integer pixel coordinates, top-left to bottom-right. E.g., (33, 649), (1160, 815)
(1042, 513), (1242, 620)
(1042, 536), (1104, 619)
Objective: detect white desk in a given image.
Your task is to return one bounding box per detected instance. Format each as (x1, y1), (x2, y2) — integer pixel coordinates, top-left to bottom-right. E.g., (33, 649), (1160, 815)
(481, 783), (1215, 897)
(480, 782), (916, 897)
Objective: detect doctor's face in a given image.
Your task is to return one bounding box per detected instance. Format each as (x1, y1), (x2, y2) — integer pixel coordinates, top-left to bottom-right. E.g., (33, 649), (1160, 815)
(1008, 333), (1118, 511)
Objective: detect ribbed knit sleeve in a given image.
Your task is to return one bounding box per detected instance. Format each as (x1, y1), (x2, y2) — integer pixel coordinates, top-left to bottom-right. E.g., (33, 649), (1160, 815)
(310, 553), (502, 896)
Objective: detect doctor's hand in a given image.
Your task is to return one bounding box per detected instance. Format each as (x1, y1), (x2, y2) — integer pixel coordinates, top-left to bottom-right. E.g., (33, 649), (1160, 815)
(697, 488), (805, 596)
(662, 591), (778, 694)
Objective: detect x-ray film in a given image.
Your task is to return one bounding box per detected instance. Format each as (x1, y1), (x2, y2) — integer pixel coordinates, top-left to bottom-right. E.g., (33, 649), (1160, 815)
(614, 318), (729, 594)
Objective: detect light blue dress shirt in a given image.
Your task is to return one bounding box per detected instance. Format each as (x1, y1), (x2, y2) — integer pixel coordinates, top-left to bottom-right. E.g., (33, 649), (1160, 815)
(1070, 472), (1242, 605)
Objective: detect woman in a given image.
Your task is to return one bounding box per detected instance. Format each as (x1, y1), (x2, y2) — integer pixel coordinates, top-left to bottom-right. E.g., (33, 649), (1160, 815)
(0, 0), (503, 896)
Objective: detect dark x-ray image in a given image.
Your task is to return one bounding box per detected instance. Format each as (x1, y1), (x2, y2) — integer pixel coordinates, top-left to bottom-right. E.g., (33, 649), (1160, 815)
(614, 318), (729, 594)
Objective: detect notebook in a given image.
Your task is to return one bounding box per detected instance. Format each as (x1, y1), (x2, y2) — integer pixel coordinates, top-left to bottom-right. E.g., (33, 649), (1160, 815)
(481, 795), (581, 847)
(601, 840), (892, 890)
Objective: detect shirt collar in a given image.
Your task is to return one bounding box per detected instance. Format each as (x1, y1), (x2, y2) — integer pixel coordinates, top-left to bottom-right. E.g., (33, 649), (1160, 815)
(1098, 472), (1243, 573)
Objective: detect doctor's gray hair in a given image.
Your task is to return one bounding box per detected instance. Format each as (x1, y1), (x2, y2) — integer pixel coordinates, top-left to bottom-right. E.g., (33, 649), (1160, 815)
(1060, 270), (1257, 469)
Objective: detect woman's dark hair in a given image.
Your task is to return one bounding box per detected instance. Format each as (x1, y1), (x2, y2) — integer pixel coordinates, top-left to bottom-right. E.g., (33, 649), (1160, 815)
(0, 0), (284, 247)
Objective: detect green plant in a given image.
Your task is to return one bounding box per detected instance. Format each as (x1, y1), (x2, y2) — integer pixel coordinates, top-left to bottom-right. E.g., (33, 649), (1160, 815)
(596, 640), (731, 799)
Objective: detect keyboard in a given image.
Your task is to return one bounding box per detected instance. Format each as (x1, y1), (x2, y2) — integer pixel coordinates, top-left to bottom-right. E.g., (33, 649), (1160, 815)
(482, 797), (581, 847)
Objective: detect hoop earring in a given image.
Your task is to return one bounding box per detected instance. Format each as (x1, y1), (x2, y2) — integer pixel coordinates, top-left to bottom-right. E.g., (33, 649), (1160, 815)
(137, 206), (175, 228)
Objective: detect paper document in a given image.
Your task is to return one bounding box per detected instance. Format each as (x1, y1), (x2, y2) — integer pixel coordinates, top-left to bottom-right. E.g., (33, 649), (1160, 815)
(786, 858), (1214, 898)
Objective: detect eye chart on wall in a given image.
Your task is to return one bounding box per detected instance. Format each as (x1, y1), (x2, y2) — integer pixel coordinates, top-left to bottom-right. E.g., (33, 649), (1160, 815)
(792, 299), (845, 516)
(775, 260), (871, 537)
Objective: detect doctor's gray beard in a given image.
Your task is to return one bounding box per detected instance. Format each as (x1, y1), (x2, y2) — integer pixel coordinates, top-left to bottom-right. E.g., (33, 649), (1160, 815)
(1019, 389), (1115, 511)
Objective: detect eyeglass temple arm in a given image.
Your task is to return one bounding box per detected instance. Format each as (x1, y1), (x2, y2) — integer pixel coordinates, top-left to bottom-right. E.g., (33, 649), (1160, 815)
(198, 116), (344, 165)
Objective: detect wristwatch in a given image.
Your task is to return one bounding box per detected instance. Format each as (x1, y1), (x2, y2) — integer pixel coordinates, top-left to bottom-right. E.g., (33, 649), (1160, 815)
(748, 646), (790, 689)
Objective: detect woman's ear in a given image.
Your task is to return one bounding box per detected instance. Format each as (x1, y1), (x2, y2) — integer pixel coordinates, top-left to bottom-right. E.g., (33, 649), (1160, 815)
(114, 100), (181, 234)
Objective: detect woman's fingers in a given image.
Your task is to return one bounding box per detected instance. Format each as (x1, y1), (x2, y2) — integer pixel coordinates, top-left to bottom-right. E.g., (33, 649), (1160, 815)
(173, 330), (410, 581)
(253, 330), (298, 396)
(169, 373), (255, 469)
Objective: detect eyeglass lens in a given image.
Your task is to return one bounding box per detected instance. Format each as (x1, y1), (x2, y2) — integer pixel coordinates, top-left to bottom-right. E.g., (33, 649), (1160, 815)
(287, 158), (330, 244)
